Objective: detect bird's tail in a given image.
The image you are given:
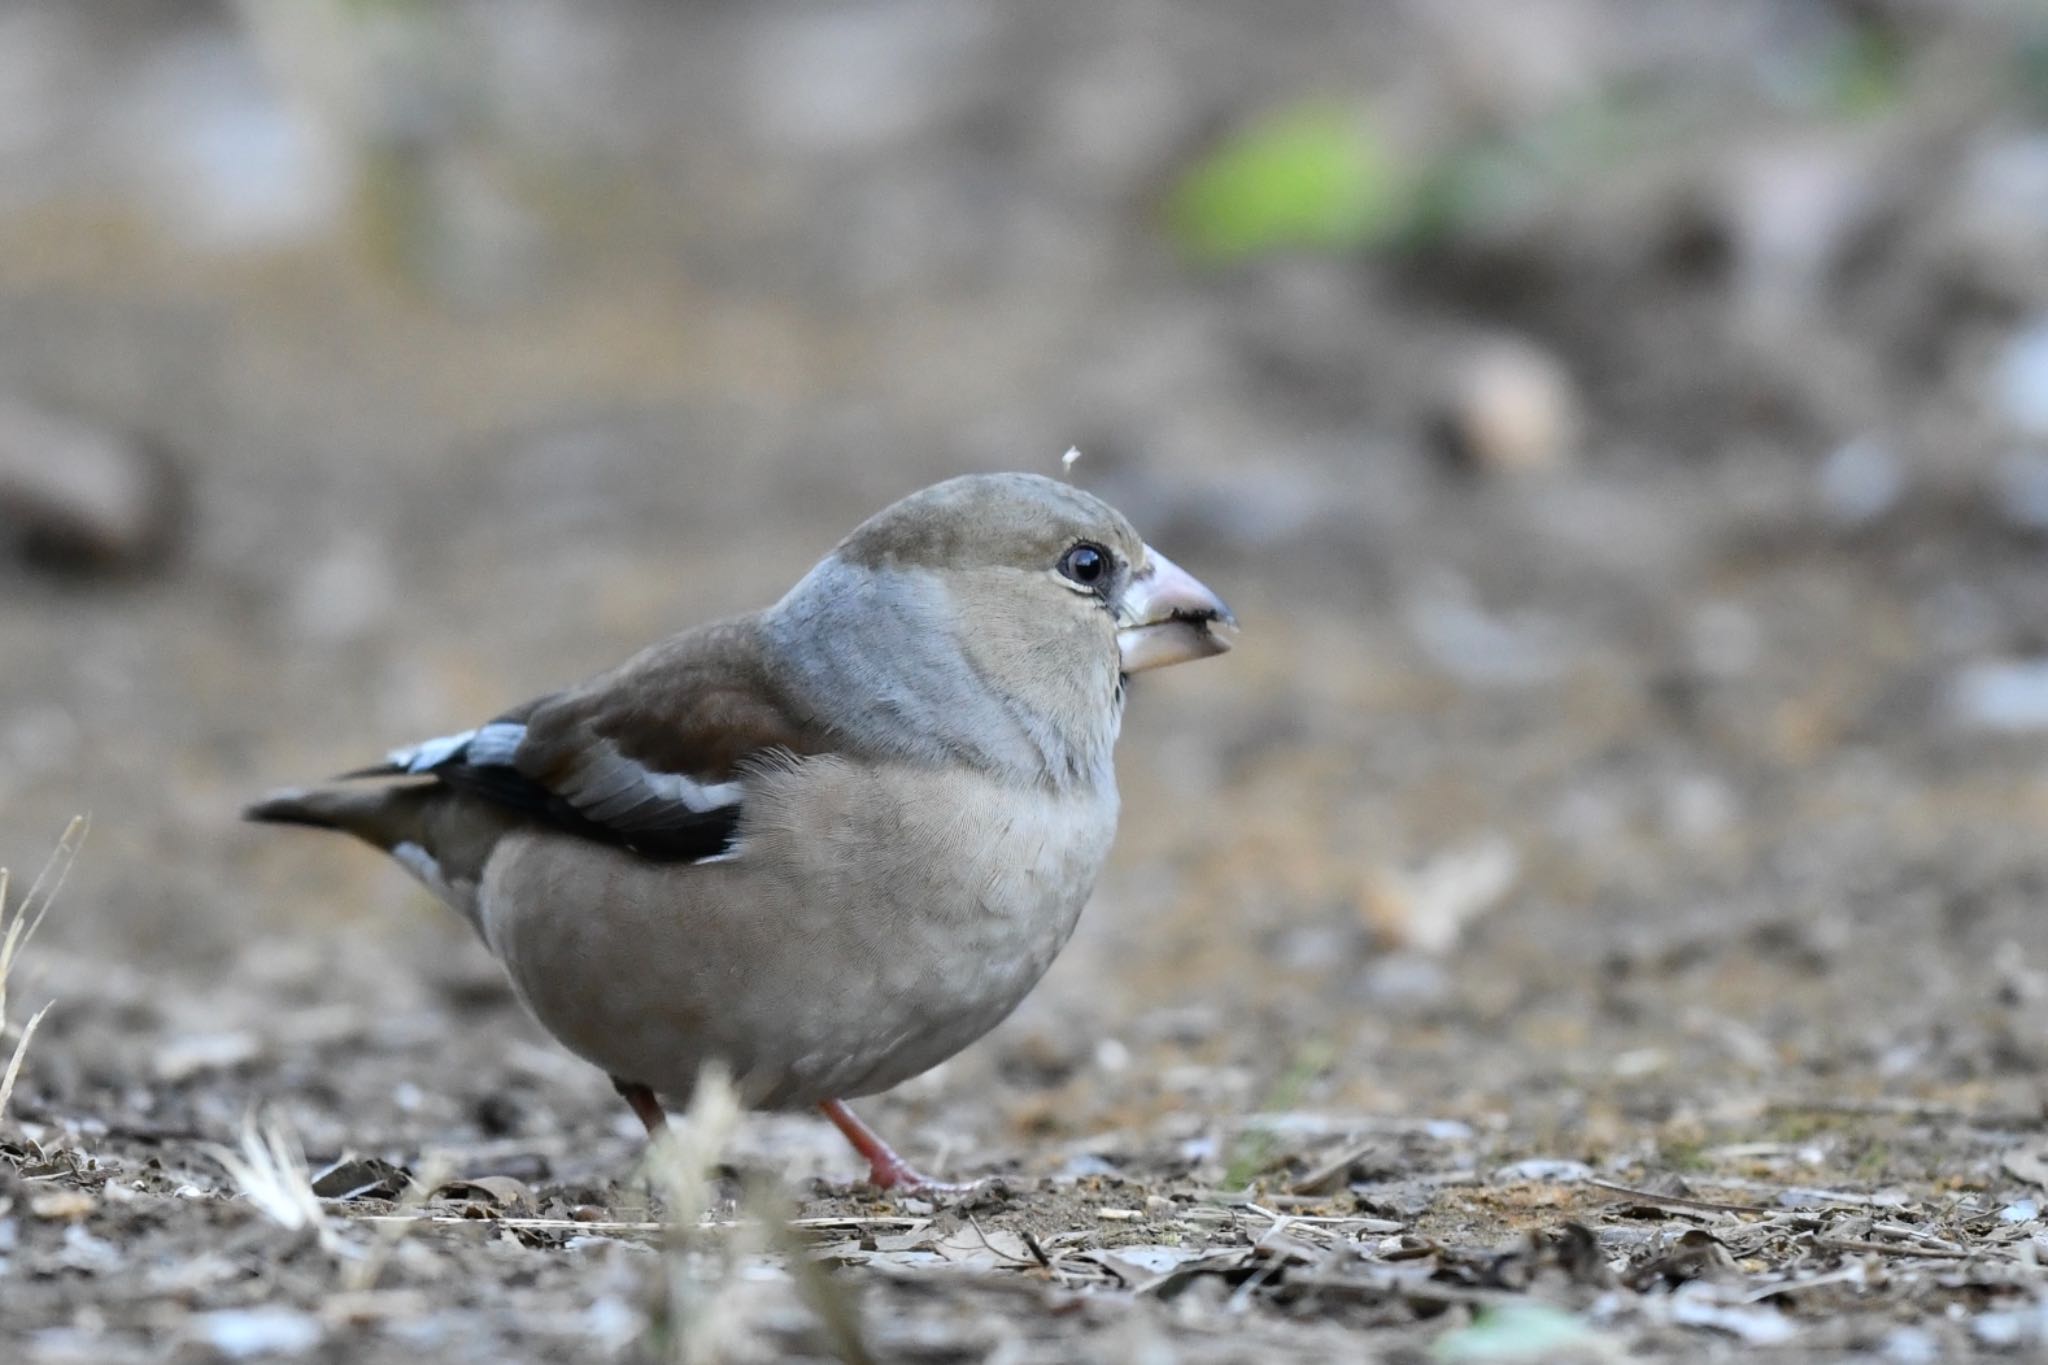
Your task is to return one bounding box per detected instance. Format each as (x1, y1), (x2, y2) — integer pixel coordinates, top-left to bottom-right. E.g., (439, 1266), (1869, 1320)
(244, 782), (511, 925)
(242, 784), (431, 852)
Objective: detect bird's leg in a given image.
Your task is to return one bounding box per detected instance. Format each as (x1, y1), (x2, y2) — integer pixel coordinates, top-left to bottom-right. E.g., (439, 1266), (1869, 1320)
(818, 1099), (967, 1192)
(612, 1076), (670, 1137)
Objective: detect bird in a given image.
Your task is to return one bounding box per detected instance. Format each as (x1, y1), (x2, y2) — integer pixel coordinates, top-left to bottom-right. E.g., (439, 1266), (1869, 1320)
(245, 471), (1235, 1189)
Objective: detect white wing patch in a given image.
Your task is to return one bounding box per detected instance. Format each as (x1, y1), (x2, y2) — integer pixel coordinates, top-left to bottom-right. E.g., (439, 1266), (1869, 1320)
(382, 722), (742, 837)
(389, 728), (476, 773)
(557, 738), (743, 830)
(386, 721), (524, 773)
(463, 722), (526, 766)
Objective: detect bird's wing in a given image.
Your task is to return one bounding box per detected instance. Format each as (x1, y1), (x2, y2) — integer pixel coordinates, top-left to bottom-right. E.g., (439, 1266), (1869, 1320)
(359, 619), (826, 862)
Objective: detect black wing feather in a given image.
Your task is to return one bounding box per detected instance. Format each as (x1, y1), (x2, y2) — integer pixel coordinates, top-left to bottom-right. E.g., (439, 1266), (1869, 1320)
(430, 757), (740, 863)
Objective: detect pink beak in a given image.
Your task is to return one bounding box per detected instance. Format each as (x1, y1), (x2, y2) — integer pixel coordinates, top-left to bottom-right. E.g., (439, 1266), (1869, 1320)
(1116, 546), (1237, 673)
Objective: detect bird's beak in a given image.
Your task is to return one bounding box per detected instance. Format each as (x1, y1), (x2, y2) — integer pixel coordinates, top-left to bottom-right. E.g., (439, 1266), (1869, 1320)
(1116, 547), (1237, 672)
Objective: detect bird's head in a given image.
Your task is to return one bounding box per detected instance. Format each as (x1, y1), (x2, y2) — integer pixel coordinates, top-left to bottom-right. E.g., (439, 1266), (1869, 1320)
(771, 471), (1233, 785)
(835, 470), (1236, 675)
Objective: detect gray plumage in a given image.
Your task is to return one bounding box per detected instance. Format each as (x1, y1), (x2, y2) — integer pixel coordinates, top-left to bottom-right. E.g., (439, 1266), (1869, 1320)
(247, 472), (1234, 1183)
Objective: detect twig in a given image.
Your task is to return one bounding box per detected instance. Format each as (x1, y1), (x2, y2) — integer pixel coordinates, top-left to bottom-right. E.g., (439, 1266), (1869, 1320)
(3, 1107), (211, 1143)
(1686, 1176), (1915, 1210)
(1743, 1264), (1881, 1300)
(1020, 1228), (1061, 1280)
(1285, 1269), (1530, 1310)
(1867, 1221), (1966, 1254)
(1289, 1140), (1379, 1197)
(1227, 1204), (1404, 1233)
(1587, 1180), (1771, 1216)
(963, 1215), (1037, 1268)
(1809, 1238), (1984, 1263)
(347, 1212), (926, 1236)
(1765, 1096), (2045, 1130)
(1226, 1243), (1292, 1313)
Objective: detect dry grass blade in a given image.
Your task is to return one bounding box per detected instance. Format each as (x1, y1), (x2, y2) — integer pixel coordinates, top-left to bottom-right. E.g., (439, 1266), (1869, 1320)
(0, 814), (85, 1031)
(207, 1108), (357, 1257)
(645, 1076), (876, 1365)
(640, 1063), (747, 1365)
(641, 1064), (744, 1232)
(756, 1176), (875, 1365)
(12, 814), (86, 928)
(0, 1001), (50, 1127)
(632, 1067), (875, 1363)
(0, 818), (85, 1132)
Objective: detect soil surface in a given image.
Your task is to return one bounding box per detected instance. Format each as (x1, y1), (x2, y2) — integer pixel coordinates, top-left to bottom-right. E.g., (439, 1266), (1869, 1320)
(5, 3), (2048, 1361)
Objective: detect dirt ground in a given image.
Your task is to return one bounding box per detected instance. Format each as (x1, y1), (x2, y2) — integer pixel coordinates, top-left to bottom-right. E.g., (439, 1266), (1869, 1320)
(6, 2), (2048, 1361)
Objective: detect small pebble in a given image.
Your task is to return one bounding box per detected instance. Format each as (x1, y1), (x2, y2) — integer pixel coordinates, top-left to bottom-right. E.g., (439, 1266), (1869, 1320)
(0, 398), (183, 573)
(1490, 1158), (1593, 1184)
(1949, 659), (2048, 732)
(191, 1307), (324, 1360)
(1882, 1326), (1941, 1364)
(1997, 317), (2048, 438)
(1993, 448), (2048, 532)
(28, 1189), (94, 1221)
(1433, 335), (1581, 477)
(1817, 436), (1904, 526)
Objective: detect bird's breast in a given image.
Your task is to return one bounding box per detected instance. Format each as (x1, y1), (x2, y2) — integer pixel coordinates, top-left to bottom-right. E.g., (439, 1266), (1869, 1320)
(742, 756), (1120, 1006)
(745, 759), (1120, 1100)
(478, 755), (1120, 1107)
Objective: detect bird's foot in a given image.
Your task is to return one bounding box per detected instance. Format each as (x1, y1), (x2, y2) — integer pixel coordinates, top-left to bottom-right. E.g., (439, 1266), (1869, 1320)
(863, 1152), (982, 1194)
(612, 1076), (670, 1137)
(818, 1098), (975, 1194)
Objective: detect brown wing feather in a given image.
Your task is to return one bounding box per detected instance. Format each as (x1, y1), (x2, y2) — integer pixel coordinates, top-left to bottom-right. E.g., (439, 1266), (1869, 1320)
(422, 616), (829, 859)
(321, 616), (834, 863)
(513, 617), (830, 788)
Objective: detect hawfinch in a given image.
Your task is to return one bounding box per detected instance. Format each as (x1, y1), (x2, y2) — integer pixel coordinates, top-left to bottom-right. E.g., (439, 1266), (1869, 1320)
(247, 472), (1235, 1189)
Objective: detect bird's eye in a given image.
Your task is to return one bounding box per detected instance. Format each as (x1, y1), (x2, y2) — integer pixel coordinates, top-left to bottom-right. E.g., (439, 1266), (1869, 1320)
(1059, 542), (1109, 588)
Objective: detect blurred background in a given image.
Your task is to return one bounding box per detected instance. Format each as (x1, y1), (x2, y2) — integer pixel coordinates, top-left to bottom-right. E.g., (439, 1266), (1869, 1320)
(5, 0), (2048, 1236)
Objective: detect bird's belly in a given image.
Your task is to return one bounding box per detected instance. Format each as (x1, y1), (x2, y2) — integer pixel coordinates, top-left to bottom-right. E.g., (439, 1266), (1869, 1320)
(478, 759), (1118, 1110)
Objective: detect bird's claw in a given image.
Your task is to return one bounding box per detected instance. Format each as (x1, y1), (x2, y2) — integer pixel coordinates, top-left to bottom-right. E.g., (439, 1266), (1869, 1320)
(864, 1156), (982, 1195)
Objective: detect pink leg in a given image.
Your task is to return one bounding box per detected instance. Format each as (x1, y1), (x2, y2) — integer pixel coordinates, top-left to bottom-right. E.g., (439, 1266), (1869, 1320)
(818, 1099), (971, 1192)
(612, 1076), (670, 1137)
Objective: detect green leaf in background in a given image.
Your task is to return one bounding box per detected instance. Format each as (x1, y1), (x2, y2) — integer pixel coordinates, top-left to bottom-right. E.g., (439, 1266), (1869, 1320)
(1823, 21), (1906, 118)
(1221, 1037), (1335, 1190)
(1434, 1303), (1612, 1363)
(2017, 24), (2048, 117)
(1169, 103), (1408, 262)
